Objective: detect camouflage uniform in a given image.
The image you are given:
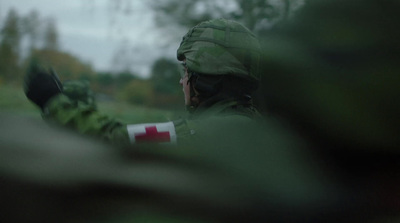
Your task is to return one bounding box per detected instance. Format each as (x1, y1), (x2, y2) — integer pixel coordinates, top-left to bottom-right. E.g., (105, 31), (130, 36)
(43, 89), (260, 145)
(40, 19), (262, 145)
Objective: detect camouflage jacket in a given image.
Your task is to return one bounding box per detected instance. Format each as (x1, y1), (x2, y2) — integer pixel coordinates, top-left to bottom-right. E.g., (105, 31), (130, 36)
(43, 90), (261, 146)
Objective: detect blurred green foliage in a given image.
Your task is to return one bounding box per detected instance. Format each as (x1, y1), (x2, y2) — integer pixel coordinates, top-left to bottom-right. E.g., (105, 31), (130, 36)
(150, 58), (182, 109)
(117, 79), (154, 106)
(258, 0), (400, 151)
(0, 9), (21, 84)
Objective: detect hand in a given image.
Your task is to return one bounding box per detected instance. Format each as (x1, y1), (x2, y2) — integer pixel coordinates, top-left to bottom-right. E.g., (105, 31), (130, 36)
(24, 64), (63, 109)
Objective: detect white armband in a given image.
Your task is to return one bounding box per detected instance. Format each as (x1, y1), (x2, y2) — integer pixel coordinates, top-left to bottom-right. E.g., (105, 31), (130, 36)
(126, 121), (177, 144)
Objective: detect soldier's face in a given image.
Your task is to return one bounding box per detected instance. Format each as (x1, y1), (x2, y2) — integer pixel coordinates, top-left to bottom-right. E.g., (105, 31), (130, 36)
(179, 61), (191, 106)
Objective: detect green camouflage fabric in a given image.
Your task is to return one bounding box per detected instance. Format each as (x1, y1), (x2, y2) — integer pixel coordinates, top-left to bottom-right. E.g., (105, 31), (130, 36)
(62, 80), (96, 108)
(43, 93), (260, 145)
(177, 18), (261, 82)
(44, 94), (130, 144)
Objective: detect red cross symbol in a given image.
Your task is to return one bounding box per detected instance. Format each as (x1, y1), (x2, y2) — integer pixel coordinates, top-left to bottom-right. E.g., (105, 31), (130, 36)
(134, 126), (171, 143)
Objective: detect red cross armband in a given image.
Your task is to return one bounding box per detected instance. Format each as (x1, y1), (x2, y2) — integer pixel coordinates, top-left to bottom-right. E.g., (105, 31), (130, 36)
(126, 122), (177, 144)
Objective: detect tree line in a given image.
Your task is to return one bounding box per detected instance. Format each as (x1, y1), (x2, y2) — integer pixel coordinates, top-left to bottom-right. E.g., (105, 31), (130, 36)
(0, 8), (183, 109)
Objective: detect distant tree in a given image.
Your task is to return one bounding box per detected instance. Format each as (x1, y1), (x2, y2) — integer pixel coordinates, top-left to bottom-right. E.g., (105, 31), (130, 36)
(95, 72), (114, 85)
(0, 9), (21, 51)
(148, 0), (305, 34)
(149, 58), (182, 108)
(115, 71), (137, 86)
(90, 70), (139, 98)
(149, 0), (230, 30)
(232, 0), (281, 31)
(21, 10), (41, 50)
(0, 9), (22, 82)
(25, 49), (95, 81)
(91, 72), (115, 95)
(150, 58), (180, 95)
(43, 18), (59, 51)
(118, 79), (154, 106)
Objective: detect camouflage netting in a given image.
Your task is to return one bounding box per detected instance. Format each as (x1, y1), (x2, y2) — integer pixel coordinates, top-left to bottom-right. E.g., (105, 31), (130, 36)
(177, 18), (261, 82)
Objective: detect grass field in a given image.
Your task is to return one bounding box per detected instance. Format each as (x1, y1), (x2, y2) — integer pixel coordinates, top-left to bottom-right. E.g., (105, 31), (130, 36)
(0, 83), (182, 123)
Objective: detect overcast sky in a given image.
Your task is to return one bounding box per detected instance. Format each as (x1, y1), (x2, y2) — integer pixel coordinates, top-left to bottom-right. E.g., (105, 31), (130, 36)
(0, 0), (186, 78)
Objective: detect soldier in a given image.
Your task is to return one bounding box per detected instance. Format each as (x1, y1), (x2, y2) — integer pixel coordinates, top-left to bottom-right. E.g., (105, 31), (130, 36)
(24, 18), (262, 146)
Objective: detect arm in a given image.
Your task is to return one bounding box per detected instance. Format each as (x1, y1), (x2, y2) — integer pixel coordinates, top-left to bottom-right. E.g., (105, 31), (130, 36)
(44, 93), (130, 144)
(24, 66), (182, 145)
(24, 65), (130, 144)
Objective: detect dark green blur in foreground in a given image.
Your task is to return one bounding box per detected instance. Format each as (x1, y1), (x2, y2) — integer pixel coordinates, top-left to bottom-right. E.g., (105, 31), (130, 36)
(258, 0), (399, 151)
(1, 0), (399, 222)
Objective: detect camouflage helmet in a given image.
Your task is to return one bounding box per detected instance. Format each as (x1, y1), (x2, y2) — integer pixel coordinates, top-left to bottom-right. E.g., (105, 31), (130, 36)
(177, 19), (261, 83)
